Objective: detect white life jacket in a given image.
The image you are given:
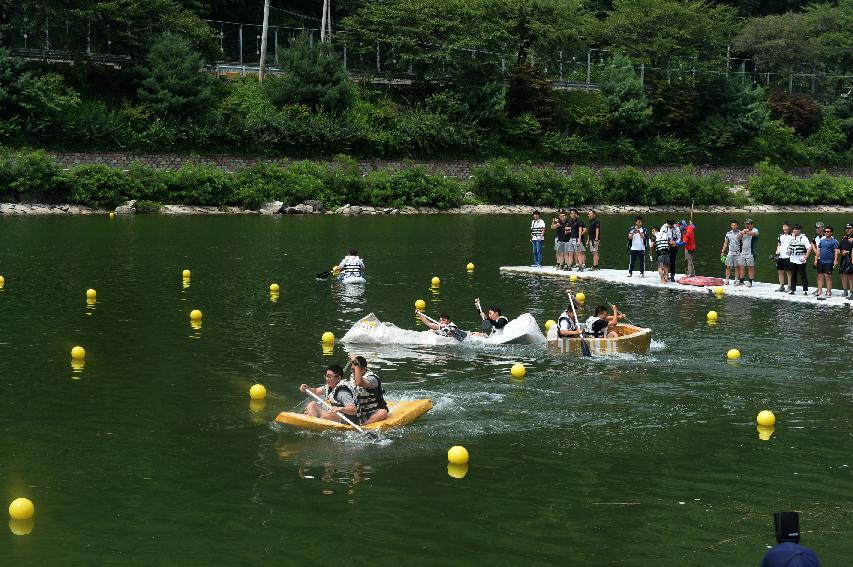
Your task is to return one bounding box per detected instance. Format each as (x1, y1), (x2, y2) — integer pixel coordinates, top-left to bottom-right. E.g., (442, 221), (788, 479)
(339, 255), (364, 278)
(557, 310), (576, 334)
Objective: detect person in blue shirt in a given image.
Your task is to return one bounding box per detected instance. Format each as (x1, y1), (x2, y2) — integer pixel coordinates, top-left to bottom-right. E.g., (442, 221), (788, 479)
(815, 226), (840, 300)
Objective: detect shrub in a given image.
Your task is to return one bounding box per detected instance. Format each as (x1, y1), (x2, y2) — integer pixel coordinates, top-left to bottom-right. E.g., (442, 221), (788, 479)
(134, 200), (163, 213)
(601, 167), (648, 204)
(67, 164), (142, 208)
(470, 159), (521, 204)
(165, 163), (234, 206)
(3, 150), (70, 201)
(747, 161), (807, 204)
(363, 167), (462, 209)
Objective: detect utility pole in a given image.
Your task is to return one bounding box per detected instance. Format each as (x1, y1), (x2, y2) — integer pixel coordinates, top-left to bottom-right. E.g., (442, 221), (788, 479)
(258, 0), (271, 82)
(320, 0), (328, 42)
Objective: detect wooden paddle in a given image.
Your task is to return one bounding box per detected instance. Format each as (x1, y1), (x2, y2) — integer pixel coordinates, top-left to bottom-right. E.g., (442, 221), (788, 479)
(567, 292), (592, 357)
(417, 311), (467, 341)
(303, 388), (379, 441)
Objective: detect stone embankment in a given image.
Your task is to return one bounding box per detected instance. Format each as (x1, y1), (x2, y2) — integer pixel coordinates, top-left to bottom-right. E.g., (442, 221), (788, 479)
(2, 201), (852, 216)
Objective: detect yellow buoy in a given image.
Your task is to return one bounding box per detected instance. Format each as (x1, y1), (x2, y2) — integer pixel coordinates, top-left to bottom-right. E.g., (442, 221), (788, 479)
(714, 286), (724, 296)
(431, 276), (441, 286)
(109, 212), (116, 219)
(190, 309), (203, 321)
(447, 445), (469, 464)
(249, 383), (267, 400)
(321, 331), (335, 344)
(8, 498), (34, 520)
(510, 363), (526, 379)
(269, 283), (280, 292)
(756, 410), (776, 426)
(569, 274), (578, 282)
(544, 319), (556, 332)
(414, 299), (426, 310)
(9, 518), (34, 536)
(757, 424), (775, 441)
(706, 310), (718, 321)
(447, 463), (469, 479)
(182, 269), (191, 278)
(70, 346), (86, 360)
(86, 288), (97, 299)
(0, 275), (5, 285)
(726, 348), (741, 360)
(466, 262), (475, 271)
(575, 292), (586, 303)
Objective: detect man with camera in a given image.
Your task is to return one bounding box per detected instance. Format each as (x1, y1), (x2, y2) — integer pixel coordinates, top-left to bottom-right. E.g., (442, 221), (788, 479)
(761, 512), (820, 566)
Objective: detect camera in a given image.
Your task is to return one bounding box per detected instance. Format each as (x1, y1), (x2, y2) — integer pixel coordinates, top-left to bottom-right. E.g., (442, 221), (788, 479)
(774, 511), (800, 544)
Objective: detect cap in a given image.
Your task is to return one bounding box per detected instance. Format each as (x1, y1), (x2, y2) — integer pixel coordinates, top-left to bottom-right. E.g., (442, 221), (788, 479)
(815, 221), (824, 228)
(760, 543), (820, 567)
(745, 218), (754, 224)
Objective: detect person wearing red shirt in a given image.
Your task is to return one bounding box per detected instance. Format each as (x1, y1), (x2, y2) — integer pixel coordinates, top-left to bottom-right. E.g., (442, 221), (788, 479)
(681, 220), (696, 276)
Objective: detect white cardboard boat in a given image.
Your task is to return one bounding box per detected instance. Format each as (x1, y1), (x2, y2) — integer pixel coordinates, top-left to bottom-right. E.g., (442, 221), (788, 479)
(341, 313), (546, 346)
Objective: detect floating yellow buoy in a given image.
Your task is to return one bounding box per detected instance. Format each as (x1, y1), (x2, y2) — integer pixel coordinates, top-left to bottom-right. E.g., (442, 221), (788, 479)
(70, 346), (86, 360)
(510, 363), (526, 379)
(182, 269), (191, 278)
(569, 274), (578, 282)
(447, 463), (469, 479)
(249, 383), (267, 400)
(706, 310), (718, 321)
(321, 331), (335, 344)
(9, 518), (34, 536)
(756, 410), (776, 426)
(447, 445), (469, 464)
(575, 292), (586, 303)
(8, 498), (34, 520)
(714, 286), (724, 296)
(757, 424), (775, 441)
(190, 309), (203, 321)
(109, 212), (116, 219)
(544, 319), (556, 332)
(415, 299), (426, 310)
(86, 288), (97, 299)
(431, 276), (440, 286)
(0, 275), (5, 285)
(466, 262), (475, 271)
(726, 348), (741, 360)
(269, 283), (280, 292)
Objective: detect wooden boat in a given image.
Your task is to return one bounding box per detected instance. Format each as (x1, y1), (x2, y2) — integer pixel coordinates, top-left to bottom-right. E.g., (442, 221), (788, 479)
(275, 399), (432, 432)
(547, 323), (651, 355)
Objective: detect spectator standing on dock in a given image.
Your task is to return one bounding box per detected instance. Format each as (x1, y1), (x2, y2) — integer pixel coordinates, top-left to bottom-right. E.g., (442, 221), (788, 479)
(774, 222), (793, 292)
(651, 227), (670, 283)
(787, 224), (812, 295)
(627, 216), (648, 278)
(586, 209), (601, 271)
(660, 219), (681, 282)
(840, 223), (853, 300)
(569, 209), (587, 271)
(530, 210), (546, 268)
(810, 222), (826, 295)
(680, 219), (696, 276)
(551, 210), (571, 270)
(720, 220), (742, 285)
(815, 226), (839, 300)
(738, 219), (759, 287)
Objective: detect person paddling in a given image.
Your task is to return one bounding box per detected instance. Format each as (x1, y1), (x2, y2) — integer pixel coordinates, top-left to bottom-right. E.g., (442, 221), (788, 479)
(337, 248), (365, 280)
(348, 354), (389, 425)
(556, 292), (583, 338)
(416, 310), (465, 340)
(472, 298), (509, 336)
(299, 365), (357, 423)
(585, 305), (625, 339)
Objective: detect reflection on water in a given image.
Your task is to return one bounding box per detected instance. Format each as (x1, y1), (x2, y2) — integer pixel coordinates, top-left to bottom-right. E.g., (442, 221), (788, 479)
(757, 424), (775, 441)
(70, 358), (85, 378)
(9, 518), (34, 536)
(269, 291), (280, 303)
(447, 462), (469, 479)
(190, 320), (202, 339)
(85, 297), (96, 315)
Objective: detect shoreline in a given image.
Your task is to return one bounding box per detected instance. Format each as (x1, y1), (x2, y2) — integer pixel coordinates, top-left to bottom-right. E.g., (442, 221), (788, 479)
(2, 201), (853, 216)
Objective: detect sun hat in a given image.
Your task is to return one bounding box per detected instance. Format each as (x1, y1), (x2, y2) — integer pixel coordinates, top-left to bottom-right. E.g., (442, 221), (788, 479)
(760, 542), (820, 567)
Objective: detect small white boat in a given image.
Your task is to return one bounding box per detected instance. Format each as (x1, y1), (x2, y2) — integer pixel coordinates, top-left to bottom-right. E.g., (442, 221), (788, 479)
(341, 313), (546, 346)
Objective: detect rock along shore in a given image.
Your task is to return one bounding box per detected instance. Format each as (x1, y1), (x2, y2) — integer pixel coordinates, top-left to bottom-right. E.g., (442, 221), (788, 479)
(2, 201), (852, 216)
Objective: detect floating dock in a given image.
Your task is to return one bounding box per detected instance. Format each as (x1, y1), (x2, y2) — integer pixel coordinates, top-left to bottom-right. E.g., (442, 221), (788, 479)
(499, 266), (852, 309)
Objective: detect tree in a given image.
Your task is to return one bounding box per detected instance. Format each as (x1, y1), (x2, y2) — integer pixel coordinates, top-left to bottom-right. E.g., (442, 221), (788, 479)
(599, 53), (651, 135)
(733, 12), (814, 75)
(136, 32), (216, 116)
(767, 91), (821, 136)
(0, 49), (28, 117)
(264, 33), (352, 113)
(505, 62), (555, 128)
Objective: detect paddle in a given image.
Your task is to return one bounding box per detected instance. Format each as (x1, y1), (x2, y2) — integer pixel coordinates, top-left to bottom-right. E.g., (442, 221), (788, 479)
(316, 270), (332, 279)
(567, 291), (592, 357)
(303, 388), (380, 441)
(417, 311), (467, 341)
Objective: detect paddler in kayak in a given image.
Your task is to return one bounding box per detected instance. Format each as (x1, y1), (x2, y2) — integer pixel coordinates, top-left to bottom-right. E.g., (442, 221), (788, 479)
(415, 310), (466, 341)
(348, 354), (389, 425)
(584, 304), (625, 339)
(337, 248), (365, 280)
(555, 293), (584, 338)
(471, 298), (509, 337)
(299, 365), (358, 423)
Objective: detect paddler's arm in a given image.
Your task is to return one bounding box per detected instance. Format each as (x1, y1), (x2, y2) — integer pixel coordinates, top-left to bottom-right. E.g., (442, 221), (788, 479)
(416, 310), (439, 330)
(299, 384), (323, 396)
(608, 305), (620, 328)
(474, 298), (486, 320)
(329, 403), (357, 417)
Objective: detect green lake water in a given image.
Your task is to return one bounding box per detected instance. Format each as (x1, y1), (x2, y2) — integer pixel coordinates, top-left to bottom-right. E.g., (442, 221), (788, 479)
(1, 213), (851, 565)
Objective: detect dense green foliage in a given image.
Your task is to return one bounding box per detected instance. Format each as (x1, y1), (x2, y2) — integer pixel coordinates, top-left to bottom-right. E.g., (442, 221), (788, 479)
(3, 150), (852, 209)
(1, 1), (852, 166)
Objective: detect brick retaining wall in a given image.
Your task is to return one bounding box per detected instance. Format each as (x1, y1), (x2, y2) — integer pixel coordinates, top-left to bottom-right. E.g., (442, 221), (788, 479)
(44, 151), (853, 185)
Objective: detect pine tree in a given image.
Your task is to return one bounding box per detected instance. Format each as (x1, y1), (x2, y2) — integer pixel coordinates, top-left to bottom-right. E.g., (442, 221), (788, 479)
(599, 53), (652, 136)
(136, 32), (215, 116)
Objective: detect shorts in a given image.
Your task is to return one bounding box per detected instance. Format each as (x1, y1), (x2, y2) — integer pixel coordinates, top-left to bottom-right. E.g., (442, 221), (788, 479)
(726, 254), (738, 268)
(657, 254), (669, 268)
(568, 240), (585, 253)
(588, 240), (599, 252)
(841, 259), (853, 275)
(817, 262), (834, 275)
(776, 257), (790, 271)
(739, 254), (755, 267)
(555, 241), (571, 254)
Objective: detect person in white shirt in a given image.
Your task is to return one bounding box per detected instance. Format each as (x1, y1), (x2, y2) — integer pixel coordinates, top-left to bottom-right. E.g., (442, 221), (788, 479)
(786, 224), (813, 295)
(626, 216), (647, 278)
(774, 222), (793, 292)
(529, 210), (546, 267)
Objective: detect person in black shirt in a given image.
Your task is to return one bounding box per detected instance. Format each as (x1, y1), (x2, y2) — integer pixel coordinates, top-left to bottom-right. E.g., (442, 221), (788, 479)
(587, 209), (601, 271)
(550, 210), (572, 270)
(568, 208), (587, 271)
(472, 298), (509, 336)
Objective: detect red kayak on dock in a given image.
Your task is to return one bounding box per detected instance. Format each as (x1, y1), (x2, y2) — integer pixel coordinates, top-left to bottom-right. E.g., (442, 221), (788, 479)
(677, 275), (725, 287)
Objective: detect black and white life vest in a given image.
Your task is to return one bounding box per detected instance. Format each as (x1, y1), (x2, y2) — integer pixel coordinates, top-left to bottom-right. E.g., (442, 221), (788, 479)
(355, 369), (388, 423)
(557, 310), (576, 335)
(490, 315), (509, 336)
(438, 321), (460, 337)
(339, 255), (364, 277)
(322, 380), (354, 408)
